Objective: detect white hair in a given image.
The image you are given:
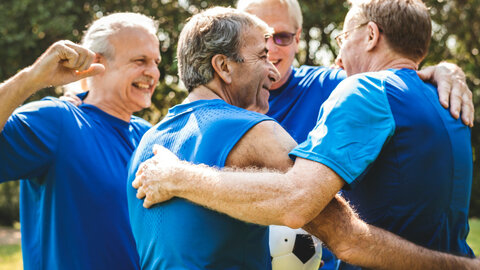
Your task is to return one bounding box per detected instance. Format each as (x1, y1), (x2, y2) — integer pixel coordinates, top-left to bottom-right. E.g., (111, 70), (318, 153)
(236, 0), (303, 30)
(81, 12), (158, 60)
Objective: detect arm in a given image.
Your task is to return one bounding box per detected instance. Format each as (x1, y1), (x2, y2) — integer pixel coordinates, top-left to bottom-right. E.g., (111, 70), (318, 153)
(134, 120), (344, 228)
(0, 40), (104, 131)
(417, 62), (474, 127)
(306, 196), (480, 270)
(135, 138), (480, 269)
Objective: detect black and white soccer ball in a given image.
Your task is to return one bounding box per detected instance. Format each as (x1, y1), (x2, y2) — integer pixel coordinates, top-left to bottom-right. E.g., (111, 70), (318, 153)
(269, 225), (322, 270)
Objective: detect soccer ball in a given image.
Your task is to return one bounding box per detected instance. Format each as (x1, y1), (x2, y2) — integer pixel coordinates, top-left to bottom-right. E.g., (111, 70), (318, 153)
(269, 225), (322, 270)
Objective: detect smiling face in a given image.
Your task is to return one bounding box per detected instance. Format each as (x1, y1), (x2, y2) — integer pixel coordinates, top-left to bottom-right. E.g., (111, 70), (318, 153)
(244, 2), (300, 90)
(228, 26), (280, 113)
(99, 26), (160, 114)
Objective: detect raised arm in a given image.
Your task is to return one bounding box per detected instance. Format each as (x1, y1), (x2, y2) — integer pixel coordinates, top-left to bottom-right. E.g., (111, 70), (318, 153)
(0, 40), (104, 131)
(417, 62), (474, 127)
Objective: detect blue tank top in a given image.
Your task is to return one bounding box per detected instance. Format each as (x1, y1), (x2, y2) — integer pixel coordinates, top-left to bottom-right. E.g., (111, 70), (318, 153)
(127, 99), (274, 269)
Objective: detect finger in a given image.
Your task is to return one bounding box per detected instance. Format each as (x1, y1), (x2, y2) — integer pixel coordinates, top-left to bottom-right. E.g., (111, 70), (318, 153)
(143, 198), (153, 208)
(436, 79), (451, 109)
(136, 162), (146, 177)
(56, 44), (80, 70)
(448, 88), (462, 120)
(136, 186), (146, 199)
(64, 41), (93, 70)
(132, 174), (143, 189)
(74, 64), (105, 79)
(416, 66), (435, 82)
(460, 91), (474, 127)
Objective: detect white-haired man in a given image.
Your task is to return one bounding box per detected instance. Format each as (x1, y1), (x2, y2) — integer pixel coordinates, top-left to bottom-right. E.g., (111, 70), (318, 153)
(0, 12), (160, 270)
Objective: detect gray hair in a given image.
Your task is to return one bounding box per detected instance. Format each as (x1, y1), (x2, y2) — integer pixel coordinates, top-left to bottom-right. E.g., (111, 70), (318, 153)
(177, 7), (271, 92)
(81, 12), (158, 60)
(236, 0), (303, 30)
(349, 0), (431, 61)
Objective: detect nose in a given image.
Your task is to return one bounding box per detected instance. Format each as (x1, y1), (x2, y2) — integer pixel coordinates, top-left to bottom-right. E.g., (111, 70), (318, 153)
(268, 61), (281, 83)
(144, 60), (161, 81)
(266, 37), (279, 54)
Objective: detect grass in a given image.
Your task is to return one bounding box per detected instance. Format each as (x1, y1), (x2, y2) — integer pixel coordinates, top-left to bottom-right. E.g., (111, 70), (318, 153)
(0, 244), (22, 270)
(0, 219), (479, 269)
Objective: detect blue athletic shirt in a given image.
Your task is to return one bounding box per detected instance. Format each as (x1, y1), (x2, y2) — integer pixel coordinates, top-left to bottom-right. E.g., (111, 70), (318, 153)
(0, 97), (150, 270)
(127, 99), (274, 269)
(267, 65), (345, 270)
(290, 69), (473, 269)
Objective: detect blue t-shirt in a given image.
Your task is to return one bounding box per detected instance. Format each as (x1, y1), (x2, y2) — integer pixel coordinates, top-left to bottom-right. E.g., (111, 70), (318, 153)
(0, 97), (150, 270)
(267, 65), (345, 269)
(127, 99), (274, 269)
(291, 69), (473, 269)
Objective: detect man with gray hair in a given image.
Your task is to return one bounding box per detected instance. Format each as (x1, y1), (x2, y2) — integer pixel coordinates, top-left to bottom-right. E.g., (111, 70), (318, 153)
(133, 1), (478, 269)
(0, 12), (160, 269)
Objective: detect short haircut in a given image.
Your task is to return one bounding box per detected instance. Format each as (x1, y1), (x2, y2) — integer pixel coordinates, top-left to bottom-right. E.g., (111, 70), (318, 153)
(350, 0), (431, 61)
(81, 12), (158, 60)
(236, 0), (303, 31)
(177, 7), (272, 92)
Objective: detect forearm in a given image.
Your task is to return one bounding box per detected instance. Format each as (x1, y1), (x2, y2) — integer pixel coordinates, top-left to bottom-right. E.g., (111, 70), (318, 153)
(0, 67), (42, 131)
(172, 164), (328, 228)
(305, 196), (478, 269)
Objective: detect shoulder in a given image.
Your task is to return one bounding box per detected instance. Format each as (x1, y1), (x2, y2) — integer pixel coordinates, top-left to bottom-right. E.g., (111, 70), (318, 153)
(130, 115), (152, 131)
(332, 71), (394, 101)
(226, 120), (296, 172)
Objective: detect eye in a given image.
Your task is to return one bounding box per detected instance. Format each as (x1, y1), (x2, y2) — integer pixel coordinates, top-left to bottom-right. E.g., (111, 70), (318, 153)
(135, 59), (146, 64)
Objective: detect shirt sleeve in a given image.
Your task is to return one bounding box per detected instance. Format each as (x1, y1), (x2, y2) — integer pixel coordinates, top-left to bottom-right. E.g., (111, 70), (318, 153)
(0, 99), (64, 181)
(290, 73), (396, 187)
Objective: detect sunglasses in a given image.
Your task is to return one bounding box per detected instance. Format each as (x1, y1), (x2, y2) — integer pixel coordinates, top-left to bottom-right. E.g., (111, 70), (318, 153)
(269, 32), (297, 46)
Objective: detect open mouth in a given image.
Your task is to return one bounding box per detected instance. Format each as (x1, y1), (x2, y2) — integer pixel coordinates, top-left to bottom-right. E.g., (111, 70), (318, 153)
(132, 82), (152, 90)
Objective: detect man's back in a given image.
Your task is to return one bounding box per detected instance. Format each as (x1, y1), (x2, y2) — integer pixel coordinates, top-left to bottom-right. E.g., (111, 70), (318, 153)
(127, 99), (273, 270)
(337, 69), (473, 269)
(1, 98), (149, 270)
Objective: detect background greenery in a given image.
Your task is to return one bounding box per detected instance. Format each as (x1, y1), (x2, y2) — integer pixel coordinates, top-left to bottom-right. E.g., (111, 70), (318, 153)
(0, 0), (479, 225)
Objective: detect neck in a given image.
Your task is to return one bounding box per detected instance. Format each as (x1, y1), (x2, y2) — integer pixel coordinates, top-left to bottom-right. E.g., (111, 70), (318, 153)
(365, 49), (419, 73)
(185, 85), (223, 104)
(83, 90), (132, 122)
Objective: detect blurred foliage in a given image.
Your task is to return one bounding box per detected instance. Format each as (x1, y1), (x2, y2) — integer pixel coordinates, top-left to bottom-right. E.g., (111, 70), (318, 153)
(0, 0), (479, 225)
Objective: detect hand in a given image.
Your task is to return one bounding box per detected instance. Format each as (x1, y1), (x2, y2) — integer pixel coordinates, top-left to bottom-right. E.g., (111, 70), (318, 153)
(28, 40), (105, 90)
(417, 62), (474, 127)
(59, 91), (83, 106)
(132, 144), (182, 208)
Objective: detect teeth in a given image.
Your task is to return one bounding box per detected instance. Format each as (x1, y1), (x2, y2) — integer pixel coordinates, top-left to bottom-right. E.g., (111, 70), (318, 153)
(135, 82), (150, 89)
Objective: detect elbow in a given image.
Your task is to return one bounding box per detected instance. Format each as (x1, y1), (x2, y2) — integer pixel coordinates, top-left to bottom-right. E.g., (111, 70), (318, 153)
(281, 214), (309, 229)
(280, 207), (318, 229)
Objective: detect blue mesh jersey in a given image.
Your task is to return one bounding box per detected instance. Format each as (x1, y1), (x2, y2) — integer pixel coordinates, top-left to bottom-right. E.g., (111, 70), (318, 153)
(267, 65), (346, 270)
(0, 97), (151, 270)
(290, 69), (473, 269)
(127, 99), (274, 270)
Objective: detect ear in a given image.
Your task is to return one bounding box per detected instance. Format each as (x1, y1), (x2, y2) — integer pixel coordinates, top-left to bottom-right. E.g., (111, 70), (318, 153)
(366, 22), (381, 52)
(211, 54), (233, 84)
(295, 27), (302, 53)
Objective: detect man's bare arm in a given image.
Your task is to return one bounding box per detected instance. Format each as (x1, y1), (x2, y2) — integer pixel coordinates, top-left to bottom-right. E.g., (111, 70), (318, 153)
(308, 196), (479, 270)
(0, 40), (103, 131)
(134, 120), (343, 227)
